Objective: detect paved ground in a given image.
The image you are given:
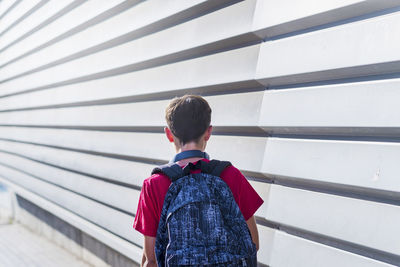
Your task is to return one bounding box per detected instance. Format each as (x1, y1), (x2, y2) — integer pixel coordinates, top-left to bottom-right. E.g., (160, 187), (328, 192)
(0, 223), (92, 267)
(0, 183), (91, 267)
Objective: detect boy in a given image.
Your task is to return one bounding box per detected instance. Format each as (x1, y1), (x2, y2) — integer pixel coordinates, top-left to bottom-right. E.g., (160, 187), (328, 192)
(133, 95), (264, 266)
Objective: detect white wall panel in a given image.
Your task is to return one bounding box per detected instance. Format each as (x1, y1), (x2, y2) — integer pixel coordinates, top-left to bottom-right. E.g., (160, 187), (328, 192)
(1, 0), (399, 265)
(269, 231), (396, 267)
(262, 137), (400, 193)
(0, 176), (143, 262)
(0, 126), (267, 173)
(252, 0), (400, 38)
(258, 78), (400, 129)
(0, 0), (257, 81)
(0, 43), (260, 98)
(265, 185), (400, 256)
(0, 0), (210, 61)
(0, 164), (143, 246)
(0, 140), (153, 187)
(0, 91), (264, 127)
(256, 10), (400, 85)
(251, 225), (398, 267)
(0, 0), (131, 66)
(0, 0), (41, 35)
(0, 1), (76, 52)
(0, 0), (18, 19)
(0, 151), (140, 214)
(256, 225), (276, 266)
(0, 126), (174, 160)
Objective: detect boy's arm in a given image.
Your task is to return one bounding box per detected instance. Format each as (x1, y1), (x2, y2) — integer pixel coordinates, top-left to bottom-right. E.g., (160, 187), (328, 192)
(246, 215), (260, 251)
(141, 235), (157, 267)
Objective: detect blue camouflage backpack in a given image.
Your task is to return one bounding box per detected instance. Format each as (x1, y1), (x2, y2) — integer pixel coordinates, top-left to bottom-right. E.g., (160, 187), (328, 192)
(152, 159), (257, 267)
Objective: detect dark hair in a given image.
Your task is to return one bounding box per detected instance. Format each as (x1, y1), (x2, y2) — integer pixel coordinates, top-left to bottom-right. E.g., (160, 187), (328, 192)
(165, 95), (211, 145)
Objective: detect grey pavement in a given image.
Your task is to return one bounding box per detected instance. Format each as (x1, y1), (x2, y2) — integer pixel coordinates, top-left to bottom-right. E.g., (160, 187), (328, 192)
(0, 222), (92, 267)
(0, 183), (91, 267)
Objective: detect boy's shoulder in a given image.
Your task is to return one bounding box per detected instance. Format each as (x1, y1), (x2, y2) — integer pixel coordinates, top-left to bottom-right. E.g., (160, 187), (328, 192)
(220, 162), (242, 176)
(143, 172), (171, 188)
(202, 158), (244, 177)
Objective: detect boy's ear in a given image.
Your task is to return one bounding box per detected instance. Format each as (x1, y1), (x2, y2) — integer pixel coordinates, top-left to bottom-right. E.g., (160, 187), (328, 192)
(204, 126), (212, 141)
(164, 127), (174, 143)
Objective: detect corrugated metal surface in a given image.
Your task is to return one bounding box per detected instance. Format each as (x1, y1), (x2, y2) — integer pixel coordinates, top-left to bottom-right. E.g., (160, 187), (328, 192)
(1, 1), (400, 266)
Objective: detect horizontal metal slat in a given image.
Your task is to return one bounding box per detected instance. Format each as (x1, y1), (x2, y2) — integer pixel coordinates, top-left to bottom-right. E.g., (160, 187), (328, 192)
(258, 78), (400, 130)
(0, 176), (143, 263)
(0, 0), (18, 19)
(255, 11), (400, 86)
(256, 225), (397, 267)
(0, 91), (264, 127)
(269, 231), (396, 267)
(0, 139), (153, 187)
(0, 0), (257, 83)
(0, 151), (140, 215)
(0, 0), (76, 52)
(262, 137), (400, 194)
(3, 0), (399, 91)
(0, 43), (261, 99)
(252, 0), (400, 38)
(0, 126), (267, 173)
(0, 0), (132, 67)
(0, 164), (143, 246)
(0, 0), (41, 36)
(264, 185), (400, 256)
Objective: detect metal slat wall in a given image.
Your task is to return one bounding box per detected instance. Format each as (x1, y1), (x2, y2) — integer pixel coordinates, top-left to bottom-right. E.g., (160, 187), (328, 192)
(1, 0), (400, 266)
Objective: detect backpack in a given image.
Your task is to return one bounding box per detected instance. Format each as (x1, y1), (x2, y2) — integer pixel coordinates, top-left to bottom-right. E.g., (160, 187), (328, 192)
(152, 159), (257, 267)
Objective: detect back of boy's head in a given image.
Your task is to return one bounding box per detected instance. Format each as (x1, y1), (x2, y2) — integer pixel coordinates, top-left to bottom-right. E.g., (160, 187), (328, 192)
(165, 95), (211, 145)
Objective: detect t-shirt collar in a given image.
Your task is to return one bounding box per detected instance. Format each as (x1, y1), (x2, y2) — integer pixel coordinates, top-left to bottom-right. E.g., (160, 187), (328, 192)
(170, 150), (210, 163)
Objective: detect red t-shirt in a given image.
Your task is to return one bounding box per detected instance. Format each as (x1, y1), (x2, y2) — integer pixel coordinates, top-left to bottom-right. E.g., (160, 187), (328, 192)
(133, 158), (264, 237)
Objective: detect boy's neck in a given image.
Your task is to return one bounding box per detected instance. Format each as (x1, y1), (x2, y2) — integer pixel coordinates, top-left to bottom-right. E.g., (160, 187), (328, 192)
(175, 142), (206, 166)
(175, 141), (205, 154)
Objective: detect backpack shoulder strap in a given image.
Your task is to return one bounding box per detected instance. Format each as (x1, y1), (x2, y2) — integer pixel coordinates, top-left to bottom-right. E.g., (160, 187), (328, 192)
(151, 163), (184, 182)
(201, 160), (232, 177)
(152, 160), (232, 181)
